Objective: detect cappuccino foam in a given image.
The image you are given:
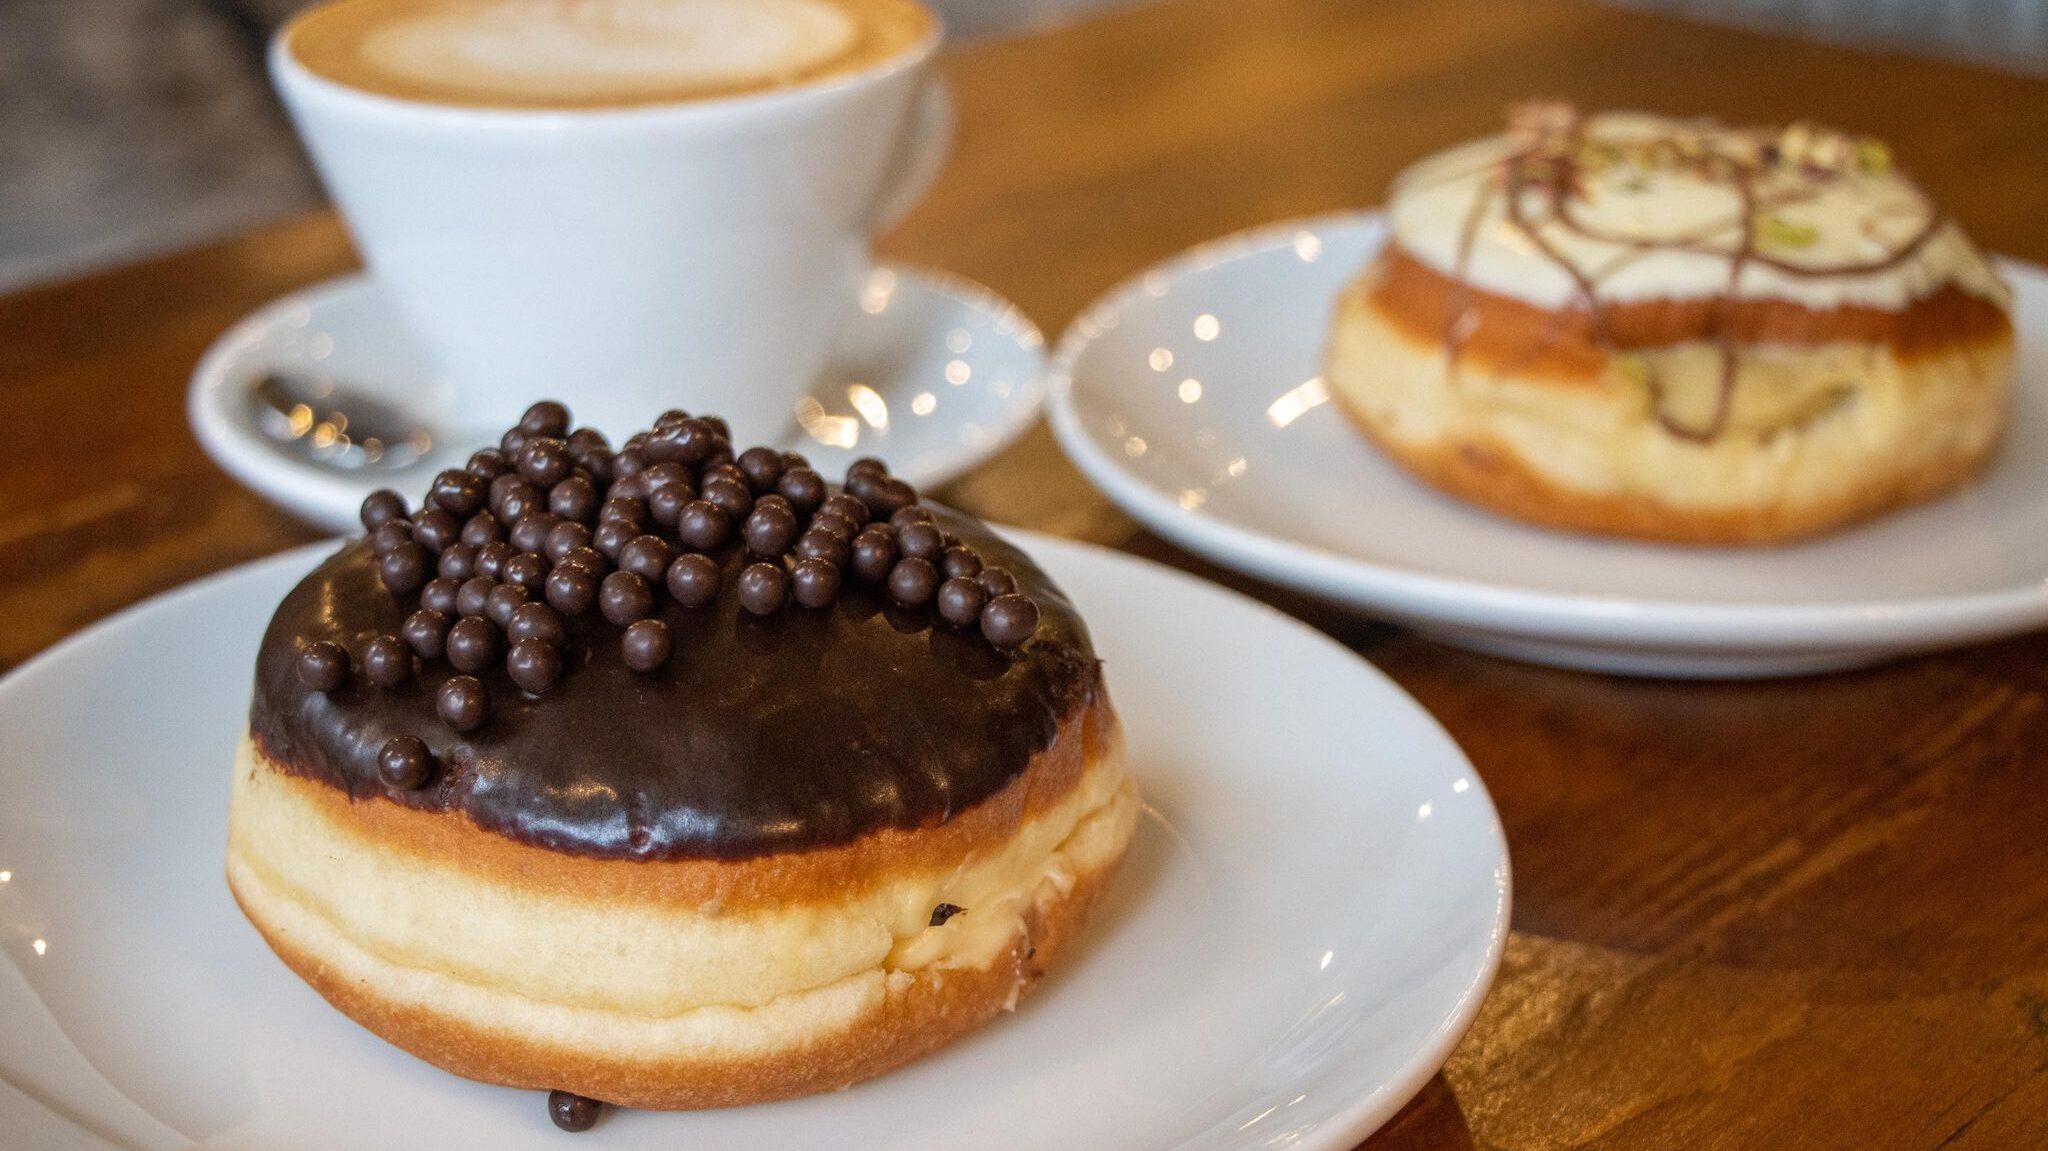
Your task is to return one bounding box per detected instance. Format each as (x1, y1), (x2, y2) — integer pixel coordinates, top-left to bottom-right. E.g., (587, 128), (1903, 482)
(287, 0), (933, 109)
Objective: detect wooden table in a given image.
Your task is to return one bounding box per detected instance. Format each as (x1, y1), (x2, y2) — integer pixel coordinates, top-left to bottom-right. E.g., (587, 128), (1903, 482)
(7, 0), (2048, 1146)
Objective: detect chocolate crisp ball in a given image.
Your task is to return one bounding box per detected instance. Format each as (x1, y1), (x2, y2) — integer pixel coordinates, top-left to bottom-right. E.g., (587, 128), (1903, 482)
(737, 562), (789, 615)
(490, 476), (541, 523)
(456, 576), (498, 619)
(676, 501), (730, 551)
(437, 542), (478, 581)
(296, 640), (350, 692)
(430, 468), (486, 517)
(977, 566), (1019, 598)
(622, 619), (674, 672)
(486, 582), (530, 628)
(475, 540), (516, 580)
(936, 577), (988, 628)
(506, 636), (563, 695)
(376, 735), (435, 790)
(546, 565), (598, 616)
(412, 507), (460, 552)
(701, 477), (753, 520)
(507, 601), (567, 648)
(941, 545), (983, 581)
(466, 448), (508, 480)
(379, 542), (429, 595)
(791, 558), (842, 609)
(888, 556), (939, 607)
(820, 492), (870, 528)
(591, 518), (637, 560)
(517, 437), (573, 487)
(544, 520), (593, 564)
(519, 400), (570, 437)
(665, 553), (722, 608)
(459, 511), (503, 548)
(362, 634), (413, 687)
(896, 522), (944, 562)
(647, 482), (692, 529)
(436, 675), (489, 732)
(360, 489), (408, 532)
(850, 526), (898, 583)
(737, 445), (784, 493)
(402, 608), (450, 661)
(549, 475), (599, 523)
(777, 467), (826, 516)
(981, 593), (1041, 649)
(503, 551), (549, 592)
(793, 528), (850, 570)
(742, 502), (799, 557)
(618, 535), (675, 584)
(548, 1092), (602, 1133)
(508, 512), (556, 555)
(447, 616), (501, 673)
(600, 571), (653, 626)
(369, 519), (413, 558)
(420, 577), (461, 616)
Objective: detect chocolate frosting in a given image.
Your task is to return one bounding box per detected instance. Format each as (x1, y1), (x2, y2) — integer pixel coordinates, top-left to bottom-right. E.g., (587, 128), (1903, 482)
(249, 505), (1099, 862)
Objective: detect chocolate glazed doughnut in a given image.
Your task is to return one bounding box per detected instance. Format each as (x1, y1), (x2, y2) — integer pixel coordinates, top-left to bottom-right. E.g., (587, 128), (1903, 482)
(226, 405), (1140, 1124)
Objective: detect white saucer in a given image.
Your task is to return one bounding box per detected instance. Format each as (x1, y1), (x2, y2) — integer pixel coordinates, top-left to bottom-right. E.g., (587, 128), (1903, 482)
(0, 533), (1507, 1151)
(1048, 211), (2048, 678)
(190, 267), (1047, 533)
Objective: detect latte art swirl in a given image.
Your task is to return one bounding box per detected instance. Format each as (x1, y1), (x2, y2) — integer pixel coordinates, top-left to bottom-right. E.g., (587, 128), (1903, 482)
(288, 0), (933, 109)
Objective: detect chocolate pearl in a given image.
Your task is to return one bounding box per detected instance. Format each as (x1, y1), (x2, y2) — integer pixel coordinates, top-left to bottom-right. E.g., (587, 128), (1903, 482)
(810, 510), (858, 543)
(361, 489), (408, 531)
(436, 542), (478, 581)
(976, 566), (1018, 598)
(467, 448), (508, 480)
(517, 437), (573, 487)
(847, 456), (889, 481)
(889, 504), (935, 529)
(592, 519), (636, 559)
(296, 641), (350, 691)
(820, 492), (870, 527)
(755, 493), (794, 516)
(457, 576), (498, 618)
(937, 576), (988, 628)
(981, 593), (1040, 648)
(519, 400), (570, 437)
(651, 418), (716, 465)
(508, 512), (557, 555)
(647, 482), (691, 529)
(507, 601), (566, 647)
(486, 582), (530, 627)
(545, 564), (598, 616)
(412, 507), (460, 552)
(490, 475), (541, 522)
(376, 736), (435, 790)
(737, 562), (789, 615)
(665, 553), (722, 607)
(369, 519), (413, 557)
(641, 462), (692, 494)
(548, 475), (598, 523)
(850, 526), (898, 583)
(777, 466), (826, 515)
(447, 616), (501, 672)
(599, 495), (647, 528)
(402, 608), (449, 660)
(420, 577), (461, 617)
(577, 447), (615, 487)
(737, 445), (784, 493)
(619, 534), (675, 583)
(676, 501), (731, 551)
(437, 675), (488, 732)
(705, 436), (735, 469)
(503, 550), (549, 592)
(506, 636), (563, 695)
(430, 468), (486, 517)
(380, 541), (429, 595)
(613, 447), (648, 479)
(743, 503), (799, 556)
(475, 540), (516, 581)
(567, 426), (609, 455)
(499, 426), (529, 457)
(793, 528), (849, 569)
(558, 545), (608, 577)
(782, 451), (812, 472)
(941, 545), (983, 581)
(897, 522), (944, 562)
(543, 520), (593, 564)
(654, 408), (691, 428)
(621, 619), (673, 672)
(700, 477), (753, 521)
(459, 511), (503, 548)
(703, 415), (732, 442)
(702, 462), (747, 489)
(363, 634), (413, 687)
(888, 556), (939, 607)
(600, 571), (653, 625)
(791, 557), (842, 608)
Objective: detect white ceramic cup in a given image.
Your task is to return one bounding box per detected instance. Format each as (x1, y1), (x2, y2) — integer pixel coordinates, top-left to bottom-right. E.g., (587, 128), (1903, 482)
(269, 16), (950, 440)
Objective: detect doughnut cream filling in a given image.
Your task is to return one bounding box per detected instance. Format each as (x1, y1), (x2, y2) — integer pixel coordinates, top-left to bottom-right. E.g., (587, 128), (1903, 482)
(227, 734), (1137, 1054)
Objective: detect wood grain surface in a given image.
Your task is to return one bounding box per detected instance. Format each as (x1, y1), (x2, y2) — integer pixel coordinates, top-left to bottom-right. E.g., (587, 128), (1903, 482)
(5, 0), (2048, 1146)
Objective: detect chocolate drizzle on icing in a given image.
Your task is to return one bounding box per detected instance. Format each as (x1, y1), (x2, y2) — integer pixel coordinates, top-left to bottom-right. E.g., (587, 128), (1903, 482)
(249, 405), (1098, 862)
(1436, 103), (1951, 441)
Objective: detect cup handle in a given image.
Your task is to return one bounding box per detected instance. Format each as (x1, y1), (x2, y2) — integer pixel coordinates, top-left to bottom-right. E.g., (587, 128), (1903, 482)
(871, 77), (955, 234)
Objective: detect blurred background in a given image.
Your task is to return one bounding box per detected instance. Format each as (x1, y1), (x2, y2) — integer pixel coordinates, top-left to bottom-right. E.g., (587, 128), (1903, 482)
(2, 0), (2044, 294)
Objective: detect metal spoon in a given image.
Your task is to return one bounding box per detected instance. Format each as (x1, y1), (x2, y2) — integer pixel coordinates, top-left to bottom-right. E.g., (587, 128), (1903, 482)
(246, 372), (436, 470)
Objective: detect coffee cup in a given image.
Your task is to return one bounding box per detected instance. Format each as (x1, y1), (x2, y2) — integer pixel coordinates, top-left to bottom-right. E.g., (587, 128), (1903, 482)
(271, 0), (950, 439)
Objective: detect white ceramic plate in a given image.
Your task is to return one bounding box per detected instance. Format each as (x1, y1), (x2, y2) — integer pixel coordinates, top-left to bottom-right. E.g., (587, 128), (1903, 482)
(1048, 211), (2048, 678)
(190, 267), (1047, 533)
(0, 533), (1507, 1151)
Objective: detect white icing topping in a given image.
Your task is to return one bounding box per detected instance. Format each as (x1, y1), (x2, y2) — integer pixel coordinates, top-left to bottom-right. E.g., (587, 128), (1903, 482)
(1389, 112), (2011, 312)
(359, 0), (859, 101)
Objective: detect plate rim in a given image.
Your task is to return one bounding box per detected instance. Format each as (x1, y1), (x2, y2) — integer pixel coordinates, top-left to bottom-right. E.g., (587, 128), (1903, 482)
(0, 531), (1510, 1151)
(188, 266), (1050, 532)
(1046, 209), (2048, 652)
